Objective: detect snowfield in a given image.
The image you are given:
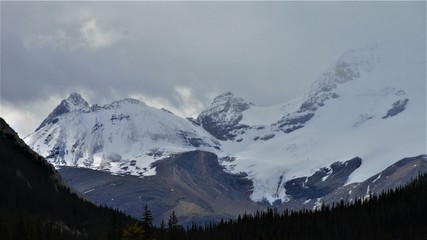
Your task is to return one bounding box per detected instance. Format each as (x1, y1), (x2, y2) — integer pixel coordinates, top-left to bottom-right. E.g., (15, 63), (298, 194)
(25, 42), (426, 204)
(219, 43), (426, 202)
(25, 98), (221, 177)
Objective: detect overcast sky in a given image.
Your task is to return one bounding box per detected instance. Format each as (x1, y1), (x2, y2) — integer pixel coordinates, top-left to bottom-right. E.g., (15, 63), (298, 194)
(1, 1), (425, 137)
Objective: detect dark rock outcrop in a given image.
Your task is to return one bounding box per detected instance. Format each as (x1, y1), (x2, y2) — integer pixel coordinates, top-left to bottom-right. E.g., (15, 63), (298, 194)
(382, 98), (409, 119)
(284, 157), (361, 200)
(197, 92), (251, 140)
(59, 150), (261, 226)
(322, 154), (427, 204)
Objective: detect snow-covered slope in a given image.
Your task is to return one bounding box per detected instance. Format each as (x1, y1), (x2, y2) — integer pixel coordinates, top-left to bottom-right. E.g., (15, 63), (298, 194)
(26, 42), (426, 206)
(35, 93), (91, 131)
(214, 43), (426, 203)
(25, 96), (220, 176)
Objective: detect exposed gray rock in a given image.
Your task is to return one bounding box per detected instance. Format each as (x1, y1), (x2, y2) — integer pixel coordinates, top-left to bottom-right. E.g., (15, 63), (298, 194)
(197, 92), (251, 140)
(321, 155), (427, 205)
(382, 98), (409, 119)
(36, 93), (90, 131)
(259, 134), (275, 141)
(284, 157), (361, 200)
(275, 112), (315, 133)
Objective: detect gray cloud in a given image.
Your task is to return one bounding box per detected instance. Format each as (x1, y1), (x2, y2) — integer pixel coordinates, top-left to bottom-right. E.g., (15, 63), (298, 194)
(1, 1), (425, 136)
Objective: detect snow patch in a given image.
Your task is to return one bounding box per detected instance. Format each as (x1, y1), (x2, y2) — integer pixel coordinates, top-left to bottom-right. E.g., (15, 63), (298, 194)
(83, 189), (95, 194)
(372, 173), (382, 183)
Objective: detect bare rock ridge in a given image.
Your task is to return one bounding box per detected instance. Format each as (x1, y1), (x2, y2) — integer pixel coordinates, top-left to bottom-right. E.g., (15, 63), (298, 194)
(283, 157), (362, 201)
(318, 154), (427, 208)
(36, 93), (90, 131)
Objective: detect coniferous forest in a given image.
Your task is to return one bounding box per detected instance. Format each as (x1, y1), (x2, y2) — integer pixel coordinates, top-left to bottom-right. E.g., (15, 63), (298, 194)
(177, 173), (427, 240)
(0, 118), (136, 240)
(1, 118), (427, 239)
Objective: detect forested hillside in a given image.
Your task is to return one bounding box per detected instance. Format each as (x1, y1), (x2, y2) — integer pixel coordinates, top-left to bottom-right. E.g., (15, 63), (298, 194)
(0, 118), (136, 240)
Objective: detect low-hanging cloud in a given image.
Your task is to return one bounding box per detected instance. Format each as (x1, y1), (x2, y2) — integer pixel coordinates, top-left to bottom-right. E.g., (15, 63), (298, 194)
(79, 19), (123, 49)
(25, 18), (125, 51)
(1, 1), (425, 137)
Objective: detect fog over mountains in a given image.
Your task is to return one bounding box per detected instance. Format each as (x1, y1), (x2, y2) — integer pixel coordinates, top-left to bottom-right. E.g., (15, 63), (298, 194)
(24, 43), (426, 222)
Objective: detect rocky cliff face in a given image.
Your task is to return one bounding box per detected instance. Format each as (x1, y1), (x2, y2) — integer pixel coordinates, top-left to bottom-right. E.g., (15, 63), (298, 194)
(59, 150), (260, 225)
(197, 91), (252, 141)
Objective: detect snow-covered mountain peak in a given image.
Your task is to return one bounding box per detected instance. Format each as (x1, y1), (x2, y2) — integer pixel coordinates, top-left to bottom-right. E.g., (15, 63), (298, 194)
(57, 92), (90, 113)
(197, 92), (251, 140)
(101, 98), (147, 110)
(335, 44), (379, 72)
(212, 91), (235, 102)
(304, 44), (381, 110)
(25, 94), (222, 177)
(25, 42), (425, 207)
(271, 46), (381, 134)
(220, 42), (426, 203)
(67, 92), (90, 109)
(209, 91), (251, 110)
(35, 93), (90, 131)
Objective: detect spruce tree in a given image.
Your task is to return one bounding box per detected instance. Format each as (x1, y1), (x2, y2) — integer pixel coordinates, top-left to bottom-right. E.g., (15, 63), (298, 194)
(142, 204), (153, 239)
(167, 211), (179, 232)
(159, 219), (166, 240)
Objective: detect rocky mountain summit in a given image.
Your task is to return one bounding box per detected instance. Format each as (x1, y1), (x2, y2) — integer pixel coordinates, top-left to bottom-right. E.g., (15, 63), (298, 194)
(196, 91), (252, 141)
(35, 93), (90, 131)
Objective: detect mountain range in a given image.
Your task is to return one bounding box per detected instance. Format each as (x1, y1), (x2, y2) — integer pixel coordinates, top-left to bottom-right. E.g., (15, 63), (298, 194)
(24, 42), (426, 224)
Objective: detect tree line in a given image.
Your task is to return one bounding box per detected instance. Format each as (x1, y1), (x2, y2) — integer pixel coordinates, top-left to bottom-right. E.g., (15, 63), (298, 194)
(124, 173), (427, 240)
(60, 172), (427, 240)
